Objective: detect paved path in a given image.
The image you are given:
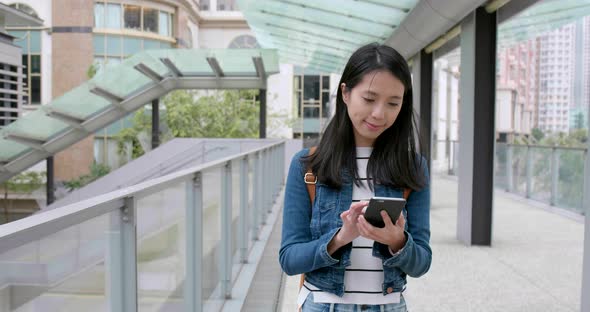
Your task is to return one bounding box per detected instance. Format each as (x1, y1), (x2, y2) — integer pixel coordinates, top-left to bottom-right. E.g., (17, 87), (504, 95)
(277, 175), (584, 312)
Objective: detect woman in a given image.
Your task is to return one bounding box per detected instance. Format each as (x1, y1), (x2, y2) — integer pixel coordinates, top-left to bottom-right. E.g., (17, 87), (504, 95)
(279, 43), (431, 312)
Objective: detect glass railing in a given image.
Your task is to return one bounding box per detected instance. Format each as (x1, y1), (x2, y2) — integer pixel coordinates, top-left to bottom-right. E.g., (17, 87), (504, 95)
(435, 140), (587, 215)
(0, 140), (286, 312)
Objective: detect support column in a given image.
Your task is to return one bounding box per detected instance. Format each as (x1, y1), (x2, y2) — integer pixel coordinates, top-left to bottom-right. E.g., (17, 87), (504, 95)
(46, 156), (54, 205)
(457, 7), (497, 246)
(259, 89), (267, 139)
(411, 50), (433, 170)
(151, 99), (160, 149)
(419, 51), (433, 170)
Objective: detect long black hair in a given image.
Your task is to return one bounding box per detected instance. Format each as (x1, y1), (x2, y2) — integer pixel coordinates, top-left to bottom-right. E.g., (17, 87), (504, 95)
(303, 43), (427, 191)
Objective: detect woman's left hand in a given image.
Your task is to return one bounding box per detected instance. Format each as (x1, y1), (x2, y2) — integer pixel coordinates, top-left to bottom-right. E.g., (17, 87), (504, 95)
(357, 211), (407, 253)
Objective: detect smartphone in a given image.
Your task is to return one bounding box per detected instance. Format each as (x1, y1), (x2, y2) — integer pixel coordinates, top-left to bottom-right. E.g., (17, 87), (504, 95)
(363, 197), (406, 228)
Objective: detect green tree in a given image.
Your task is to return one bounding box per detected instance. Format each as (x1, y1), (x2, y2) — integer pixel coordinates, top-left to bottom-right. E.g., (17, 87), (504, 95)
(87, 63), (98, 79)
(112, 89), (261, 162)
(531, 128), (544, 142)
(573, 112), (585, 130)
(114, 110), (152, 159)
(63, 163), (110, 191)
(164, 89), (259, 138)
(527, 129), (588, 211)
(0, 171), (45, 223)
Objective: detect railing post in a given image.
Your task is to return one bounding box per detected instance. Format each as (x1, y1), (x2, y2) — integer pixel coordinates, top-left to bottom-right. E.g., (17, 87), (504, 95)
(274, 146), (279, 199)
(280, 143), (285, 184)
(252, 152), (260, 240)
(261, 150), (268, 222)
(185, 173), (202, 312)
(272, 147), (277, 200)
(506, 144), (513, 192)
(268, 147), (275, 200)
(550, 146), (559, 206)
(221, 162), (232, 299)
(107, 197), (138, 312)
(447, 140), (452, 175)
(266, 149), (273, 213)
(239, 157), (249, 263)
(526, 145), (532, 198)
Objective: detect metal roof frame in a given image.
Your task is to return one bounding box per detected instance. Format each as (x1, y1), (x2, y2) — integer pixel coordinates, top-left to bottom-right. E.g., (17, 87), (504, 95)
(0, 49), (279, 182)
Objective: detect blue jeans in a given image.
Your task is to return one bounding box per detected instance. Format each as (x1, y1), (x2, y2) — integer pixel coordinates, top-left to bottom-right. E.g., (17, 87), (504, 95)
(301, 293), (408, 312)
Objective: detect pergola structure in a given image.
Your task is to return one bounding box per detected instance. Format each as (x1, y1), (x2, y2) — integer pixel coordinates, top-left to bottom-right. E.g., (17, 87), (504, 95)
(0, 49), (279, 185)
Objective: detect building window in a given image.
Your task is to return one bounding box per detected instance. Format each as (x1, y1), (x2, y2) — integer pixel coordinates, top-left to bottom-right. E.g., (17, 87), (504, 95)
(294, 74), (331, 119)
(95, 3), (172, 38)
(0, 63), (20, 127)
(106, 4), (122, 29)
(8, 3), (40, 18)
(228, 35), (260, 49)
(94, 3), (105, 28)
(8, 30), (42, 105)
(201, 0), (210, 10)
(93, 33), (173, 75)
(124, 5), (141, 30)
(218, 0), (237, 11)
(159, 12), (171, 37)
(143, 8), (158, 33)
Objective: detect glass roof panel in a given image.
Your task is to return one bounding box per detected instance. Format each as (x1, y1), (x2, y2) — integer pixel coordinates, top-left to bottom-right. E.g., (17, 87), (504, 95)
(145, 49), (280, 76)
(237, 0), (419, 73)
(1, 108), (69, 142)
(499, 0), (590, 46)
(90, 52), (162, 98)
(48, 83), (111, 120)
(0, 139), (29, 162)
(146, 49), (215, 75)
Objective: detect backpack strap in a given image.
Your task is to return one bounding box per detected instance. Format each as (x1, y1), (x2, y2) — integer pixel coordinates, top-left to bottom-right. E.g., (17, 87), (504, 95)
(299, 146), (317, 295)
(304, 146), (318, 205)
(403, 188), (411, 200)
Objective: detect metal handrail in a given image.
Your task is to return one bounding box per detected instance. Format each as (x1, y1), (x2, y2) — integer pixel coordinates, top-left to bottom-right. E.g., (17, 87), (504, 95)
(0, 140), (285, 252)
(435, 140), (588, 152)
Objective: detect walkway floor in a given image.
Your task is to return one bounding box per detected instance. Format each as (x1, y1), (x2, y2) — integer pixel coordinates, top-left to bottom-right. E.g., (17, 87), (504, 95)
(277, 175), (585, 312)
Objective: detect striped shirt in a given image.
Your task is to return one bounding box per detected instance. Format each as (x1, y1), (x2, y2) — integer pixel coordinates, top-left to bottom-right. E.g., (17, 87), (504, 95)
(298, 147), (401, 306)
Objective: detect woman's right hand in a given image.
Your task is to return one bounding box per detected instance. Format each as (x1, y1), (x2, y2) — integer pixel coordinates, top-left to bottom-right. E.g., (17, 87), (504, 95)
(327, 201), (368, 255)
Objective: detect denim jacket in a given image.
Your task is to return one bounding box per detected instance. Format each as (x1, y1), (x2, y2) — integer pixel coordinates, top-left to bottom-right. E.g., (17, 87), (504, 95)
(279, 148), (432, 297)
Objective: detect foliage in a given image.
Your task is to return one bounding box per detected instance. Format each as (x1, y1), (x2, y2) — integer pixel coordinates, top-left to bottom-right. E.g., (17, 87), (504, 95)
(1, 171), (45, 223)
(537, 129), (587, 148)
(573, 112), (585, 129)
(114, 110), (151, 159)
(505, 129), (588, 211)
(112, 89), (266, 162)
(87, 62), (98, 79)
(163, 89), (260, 138)
(1, 171), (45, 194)
(63, 163), (111, 191)
(531, 128), (544, 142)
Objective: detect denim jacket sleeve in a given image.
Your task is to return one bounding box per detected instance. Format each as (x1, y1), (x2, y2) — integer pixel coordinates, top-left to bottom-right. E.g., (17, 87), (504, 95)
(376, 157), (432, 277)
(279, 149), (342, 276)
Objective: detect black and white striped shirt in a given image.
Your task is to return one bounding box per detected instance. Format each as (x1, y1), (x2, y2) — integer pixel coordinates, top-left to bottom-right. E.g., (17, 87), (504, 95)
(298, 147), (401, 305)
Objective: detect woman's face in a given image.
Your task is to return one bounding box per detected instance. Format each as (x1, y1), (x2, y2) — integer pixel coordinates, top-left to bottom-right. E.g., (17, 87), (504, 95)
(341, 70), (405, 147)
